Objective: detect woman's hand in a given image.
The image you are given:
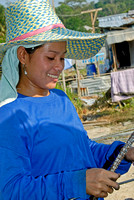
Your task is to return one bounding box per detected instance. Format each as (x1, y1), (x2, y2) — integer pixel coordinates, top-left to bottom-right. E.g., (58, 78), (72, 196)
(125, 147), (134, 162)
(86, 168), (120, 198)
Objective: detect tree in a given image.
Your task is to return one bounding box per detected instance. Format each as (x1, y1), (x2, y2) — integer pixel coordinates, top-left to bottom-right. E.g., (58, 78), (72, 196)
(56, 3), (93, 32)
(104, 3), (117, 15)
(0, 4), (6, 43)
(63, 0), (87, 8)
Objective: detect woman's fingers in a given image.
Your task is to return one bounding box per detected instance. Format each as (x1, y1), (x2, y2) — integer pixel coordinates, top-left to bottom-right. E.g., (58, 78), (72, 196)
(104, 172), (120, 190)
(86, 168), (120, 197)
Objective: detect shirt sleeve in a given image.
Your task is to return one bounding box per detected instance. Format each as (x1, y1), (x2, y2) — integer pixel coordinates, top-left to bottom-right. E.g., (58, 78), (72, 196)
(0, 107), (88, 200)
(87, 137), (131, 174)
(61, 91), (131, 176)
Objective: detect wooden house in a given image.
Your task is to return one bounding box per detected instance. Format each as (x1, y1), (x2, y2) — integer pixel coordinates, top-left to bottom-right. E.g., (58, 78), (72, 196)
(98, 10), (134, 70)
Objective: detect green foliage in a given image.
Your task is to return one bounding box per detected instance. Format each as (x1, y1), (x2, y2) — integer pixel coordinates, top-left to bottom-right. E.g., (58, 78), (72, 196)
(56, 3), (73, 14)
(120, 98), (134, 109)
(0, 5), (5, 25)
(0, 4), (6, 43)
(56, 82), (84, 114)
(56, 2), (92, 32)
(95, 0), (134, 15)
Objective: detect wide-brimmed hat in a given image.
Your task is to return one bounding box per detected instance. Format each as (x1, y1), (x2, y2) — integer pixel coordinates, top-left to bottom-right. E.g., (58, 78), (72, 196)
(0, 0), (106, 62)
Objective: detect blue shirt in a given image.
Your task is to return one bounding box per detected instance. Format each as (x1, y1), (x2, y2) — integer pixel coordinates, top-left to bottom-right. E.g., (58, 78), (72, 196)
(0, 89), (131, 200)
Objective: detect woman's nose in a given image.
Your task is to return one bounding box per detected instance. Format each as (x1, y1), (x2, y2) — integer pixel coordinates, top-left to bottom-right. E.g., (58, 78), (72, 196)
(54, 59), (64, 72)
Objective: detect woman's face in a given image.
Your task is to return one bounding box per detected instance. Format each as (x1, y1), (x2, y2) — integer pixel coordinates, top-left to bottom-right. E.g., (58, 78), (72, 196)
(23, 41), (66, 93)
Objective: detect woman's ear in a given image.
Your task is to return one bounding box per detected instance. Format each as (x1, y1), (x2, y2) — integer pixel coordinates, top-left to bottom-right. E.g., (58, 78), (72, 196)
(17, 46), (27, 64)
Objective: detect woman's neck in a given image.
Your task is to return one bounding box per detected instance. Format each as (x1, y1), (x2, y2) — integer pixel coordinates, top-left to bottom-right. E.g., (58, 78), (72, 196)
(16, 80), (50, 97)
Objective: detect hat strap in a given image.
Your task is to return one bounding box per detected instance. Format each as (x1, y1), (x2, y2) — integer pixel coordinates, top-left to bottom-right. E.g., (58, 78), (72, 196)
(10, 23), (65, 42)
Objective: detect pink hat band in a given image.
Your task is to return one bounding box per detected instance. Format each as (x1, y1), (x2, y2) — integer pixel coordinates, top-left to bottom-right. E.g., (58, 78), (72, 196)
(10, 23), (65, 42)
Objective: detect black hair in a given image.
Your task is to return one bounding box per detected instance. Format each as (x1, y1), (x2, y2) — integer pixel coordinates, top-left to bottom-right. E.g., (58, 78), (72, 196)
(25, 45), (43, 54)
(18, 62), (21, 77)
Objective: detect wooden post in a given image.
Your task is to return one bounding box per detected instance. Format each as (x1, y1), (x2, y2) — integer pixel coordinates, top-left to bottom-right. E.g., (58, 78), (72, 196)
(112, 44), (117, 71)
(95, 56), (100, 76)
(52, 0), (55, 12)
(62, 71), (66, 93)
(81, 8), (102, 33)
(75, 61), (81, 98)
(90, 12), (95, 33)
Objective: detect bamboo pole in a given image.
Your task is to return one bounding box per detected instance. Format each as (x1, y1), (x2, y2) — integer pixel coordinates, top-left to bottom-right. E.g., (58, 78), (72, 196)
(52, 0), (55, 12)
(81, 8), (102, 33)
(75, 61), (81, 98)
(62, 71), (66, 93)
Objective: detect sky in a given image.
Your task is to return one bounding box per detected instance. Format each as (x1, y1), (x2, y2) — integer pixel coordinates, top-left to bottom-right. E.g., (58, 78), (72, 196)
(50, 0), (99, 7)
(0, 0), (98, 7)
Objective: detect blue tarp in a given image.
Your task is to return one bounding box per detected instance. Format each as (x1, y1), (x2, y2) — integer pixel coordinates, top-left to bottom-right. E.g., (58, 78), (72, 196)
(64, 59), (73, 70)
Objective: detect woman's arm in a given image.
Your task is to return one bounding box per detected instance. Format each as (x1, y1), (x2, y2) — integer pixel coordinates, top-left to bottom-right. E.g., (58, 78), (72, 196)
(0, 146), (88, 200)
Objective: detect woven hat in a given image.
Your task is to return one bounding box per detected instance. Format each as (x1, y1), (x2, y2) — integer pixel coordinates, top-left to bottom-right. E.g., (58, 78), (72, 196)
(0, 0), (106, 62)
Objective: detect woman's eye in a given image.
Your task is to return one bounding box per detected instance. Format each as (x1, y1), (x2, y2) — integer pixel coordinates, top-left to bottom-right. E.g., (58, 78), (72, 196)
(60, 58), (65, 61)
(47, 57), (54, 60)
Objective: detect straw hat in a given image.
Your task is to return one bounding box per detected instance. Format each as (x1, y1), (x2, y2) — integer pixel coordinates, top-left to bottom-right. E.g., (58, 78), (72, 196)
(0, 0), (106, 61)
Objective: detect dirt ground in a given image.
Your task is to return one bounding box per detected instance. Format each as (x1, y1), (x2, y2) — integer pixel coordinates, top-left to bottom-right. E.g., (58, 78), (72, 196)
(105, 165), (134, 200)
(84, 121), (134, 200)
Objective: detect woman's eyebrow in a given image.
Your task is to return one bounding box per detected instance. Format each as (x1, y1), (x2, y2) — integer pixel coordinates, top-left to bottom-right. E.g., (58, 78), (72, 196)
(49, 50), (67, 54)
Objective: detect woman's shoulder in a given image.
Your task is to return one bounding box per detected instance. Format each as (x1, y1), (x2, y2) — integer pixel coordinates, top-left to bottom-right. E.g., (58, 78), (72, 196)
(0, 98), (22, 117)
(0, 99), (17, 110)
(51, 88), (66, 95)
(50, 88), (69, 99)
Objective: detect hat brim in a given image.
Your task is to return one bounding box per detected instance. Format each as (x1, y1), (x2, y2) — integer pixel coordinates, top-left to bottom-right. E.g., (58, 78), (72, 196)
(0, 27), (106, 61)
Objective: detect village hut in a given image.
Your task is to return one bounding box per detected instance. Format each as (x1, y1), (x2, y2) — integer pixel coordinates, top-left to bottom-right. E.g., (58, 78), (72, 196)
(98, 10), (134, 70)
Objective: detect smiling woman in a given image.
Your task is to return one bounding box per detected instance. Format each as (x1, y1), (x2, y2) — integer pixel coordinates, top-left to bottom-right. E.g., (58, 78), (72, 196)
(17, 42), (66, 97)
(0, 0), (134, 200)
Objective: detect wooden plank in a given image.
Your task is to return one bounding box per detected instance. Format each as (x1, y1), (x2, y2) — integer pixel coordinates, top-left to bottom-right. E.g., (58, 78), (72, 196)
(81, 8), (102, 14)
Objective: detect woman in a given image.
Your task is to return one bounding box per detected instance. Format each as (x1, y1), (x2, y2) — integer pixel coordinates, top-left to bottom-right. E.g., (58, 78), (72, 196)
(0, 0), (134, 199)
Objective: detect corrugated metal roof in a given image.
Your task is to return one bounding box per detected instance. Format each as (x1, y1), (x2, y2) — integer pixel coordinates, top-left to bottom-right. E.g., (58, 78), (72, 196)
(98, 11), (134, 28)
(106, 27), (134, 45)
(71, 76), (111, 96)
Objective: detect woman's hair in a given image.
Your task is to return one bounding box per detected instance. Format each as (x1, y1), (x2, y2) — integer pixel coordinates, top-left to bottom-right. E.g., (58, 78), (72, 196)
(25, 45), (43, 54)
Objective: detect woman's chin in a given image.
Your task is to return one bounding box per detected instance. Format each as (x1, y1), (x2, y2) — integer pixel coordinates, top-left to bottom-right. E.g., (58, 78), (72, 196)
(46, 83), (57, 90)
